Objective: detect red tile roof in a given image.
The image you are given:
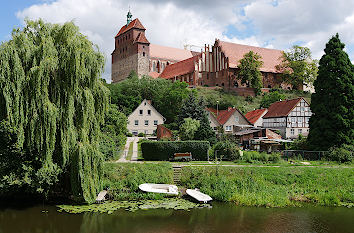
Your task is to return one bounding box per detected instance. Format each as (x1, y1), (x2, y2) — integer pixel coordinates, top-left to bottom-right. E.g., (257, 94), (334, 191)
(207, 107), (238, 125)
(245, 109), (268, 125)
(263, 98), (304, 118)
(218, 40), (283, 73)
(148, 71), (160, 79)
(159, 55), (200, 79)
(134, 32), (149, 44)
(150, 44), (193, 62)
(115, 18), (146, 38)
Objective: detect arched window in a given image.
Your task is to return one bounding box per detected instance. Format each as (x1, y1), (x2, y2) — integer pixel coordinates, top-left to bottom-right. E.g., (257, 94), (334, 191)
(143, 52), (145, 57)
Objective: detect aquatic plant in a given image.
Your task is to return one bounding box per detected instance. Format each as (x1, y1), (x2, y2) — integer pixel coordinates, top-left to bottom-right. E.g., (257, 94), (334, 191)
(57, 198), (209, 214)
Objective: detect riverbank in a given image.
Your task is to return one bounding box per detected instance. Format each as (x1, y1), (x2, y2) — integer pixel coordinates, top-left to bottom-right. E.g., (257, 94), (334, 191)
(103, 162), (353, 208)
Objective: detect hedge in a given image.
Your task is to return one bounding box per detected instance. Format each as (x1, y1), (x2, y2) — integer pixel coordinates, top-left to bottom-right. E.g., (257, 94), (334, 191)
(141, 141), (210, 161)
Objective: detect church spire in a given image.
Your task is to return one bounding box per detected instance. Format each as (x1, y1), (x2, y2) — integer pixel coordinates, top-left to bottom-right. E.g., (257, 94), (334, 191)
(127, 9), (132, 26)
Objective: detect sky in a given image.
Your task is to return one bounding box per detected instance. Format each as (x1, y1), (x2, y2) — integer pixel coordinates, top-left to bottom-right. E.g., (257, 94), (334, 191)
(1, 0), (354, 82)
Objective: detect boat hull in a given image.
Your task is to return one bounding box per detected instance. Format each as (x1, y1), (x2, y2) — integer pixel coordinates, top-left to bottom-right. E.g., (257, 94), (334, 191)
(139, 183), (179, 195)
(186, 189), (212, 203)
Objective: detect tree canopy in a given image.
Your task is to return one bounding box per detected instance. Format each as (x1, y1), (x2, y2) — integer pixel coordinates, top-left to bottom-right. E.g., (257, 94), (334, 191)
(0, 19), (109, 203)
(179, 118), (200, 141)
(307, 34), (354, 151)
(260, 91), (286, 108)
(237, 51), (264, 95)
(178, 93), (216, 144)
(276, 45), (318, 89)
(107, 72), (190, 124)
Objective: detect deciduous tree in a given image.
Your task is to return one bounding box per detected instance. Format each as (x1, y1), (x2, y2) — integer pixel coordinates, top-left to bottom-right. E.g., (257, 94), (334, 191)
(237, 51), (264, 95)
(0, 20), (109, 202)
(276, 45), (318, 89)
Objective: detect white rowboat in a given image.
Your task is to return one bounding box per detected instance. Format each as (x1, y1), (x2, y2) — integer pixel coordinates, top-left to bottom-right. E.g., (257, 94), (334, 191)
(139, 183), (179, 195)
(186, 189), (212, 203)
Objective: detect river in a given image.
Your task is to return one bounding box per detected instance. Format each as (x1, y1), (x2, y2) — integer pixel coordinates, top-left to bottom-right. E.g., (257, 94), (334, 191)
(0, 202), (353, 233)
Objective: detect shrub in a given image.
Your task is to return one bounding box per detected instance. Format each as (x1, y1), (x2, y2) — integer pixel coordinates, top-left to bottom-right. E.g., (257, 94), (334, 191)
(141, 141), (210, 161)
(210, 140), (240, 161)
(327, 144), (353, 163)
(138, 132), (145, 137)
(241, 151), (281, 163)
(126, 132), (133, 137)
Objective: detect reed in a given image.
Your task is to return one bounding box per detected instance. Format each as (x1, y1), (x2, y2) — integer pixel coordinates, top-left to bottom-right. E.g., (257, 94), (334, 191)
(180, 166), (354, 207)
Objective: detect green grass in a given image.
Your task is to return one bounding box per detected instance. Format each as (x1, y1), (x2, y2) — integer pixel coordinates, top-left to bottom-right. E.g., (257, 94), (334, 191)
(126, 142), (133, 161)
(180, 166), (354, 207)
(103, 162), (173, 200)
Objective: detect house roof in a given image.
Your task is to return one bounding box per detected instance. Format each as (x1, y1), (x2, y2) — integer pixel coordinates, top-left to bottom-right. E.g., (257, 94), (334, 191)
(159, 55), (199, 79)
(263, 98), (306, 118)
(134, 32), (150, 44)
(128, 99), (166, 121)
(148, 71), (160, 79)
(218, 40), (283, 73)
(150, 44), (193, 62)
(206, 107), (252, 126)
(115, 18), (146, 38)
(245, 109), (268, 125)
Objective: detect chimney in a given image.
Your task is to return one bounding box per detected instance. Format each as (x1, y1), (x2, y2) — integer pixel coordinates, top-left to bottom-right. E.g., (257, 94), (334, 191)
(146, 100), (152, 105)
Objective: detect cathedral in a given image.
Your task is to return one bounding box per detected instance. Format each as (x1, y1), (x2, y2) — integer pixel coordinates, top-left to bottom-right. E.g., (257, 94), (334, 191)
(111, 10), (194, 83)
(112, 11), (311, 95)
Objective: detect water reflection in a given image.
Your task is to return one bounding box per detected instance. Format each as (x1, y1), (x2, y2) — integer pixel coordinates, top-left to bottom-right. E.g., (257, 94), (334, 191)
(0, 203), (353, 233)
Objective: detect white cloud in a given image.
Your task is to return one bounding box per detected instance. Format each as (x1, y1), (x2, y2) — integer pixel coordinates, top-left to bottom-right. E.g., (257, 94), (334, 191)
(16, 0), (354, 81)
(243, 0), (354, 60)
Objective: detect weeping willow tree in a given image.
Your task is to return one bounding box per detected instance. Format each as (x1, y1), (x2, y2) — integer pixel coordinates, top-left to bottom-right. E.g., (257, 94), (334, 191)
(0, 19), (109, 203)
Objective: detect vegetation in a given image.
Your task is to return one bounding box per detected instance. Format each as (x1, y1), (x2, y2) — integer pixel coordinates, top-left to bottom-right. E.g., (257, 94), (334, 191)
(180, 166), (354, 207)
(179, 118), (200, 141)
(126, 142), (134, 161)
(195, 87), (311, 114)
(0, 20), (109, 203)
(103, 162), (173, 200)
(237, 51), (264, 95)
(210, 140), (240, 161)
(276, 45), (318, 89)
(260, 91), (286, 108)
(240, 151), (281, 163)
(141, 141), (210, 161)
(100, 104), (127, 161)
(326, 144), (353, 163)
(58, 198), (208, 214)
(178, 93), (216, 144)
(308, 34), (354, 151)
(107, 72), (190, 124)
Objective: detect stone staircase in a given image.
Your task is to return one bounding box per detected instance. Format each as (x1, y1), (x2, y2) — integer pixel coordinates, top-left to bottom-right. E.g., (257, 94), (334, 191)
(172, 165), (182, 185)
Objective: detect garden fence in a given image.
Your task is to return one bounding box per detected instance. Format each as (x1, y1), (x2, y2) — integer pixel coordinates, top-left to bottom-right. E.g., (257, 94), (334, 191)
(282, 150), (329, 161)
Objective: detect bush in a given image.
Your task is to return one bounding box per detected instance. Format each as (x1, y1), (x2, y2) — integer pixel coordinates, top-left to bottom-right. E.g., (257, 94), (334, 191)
(241, 151), (281, 163)
(126, 132), (133, 137)
(327, 144), (353, 163)
(138, 132), (145, 137)
(210, 140), (240, 161)
(141, 141), (210, 161)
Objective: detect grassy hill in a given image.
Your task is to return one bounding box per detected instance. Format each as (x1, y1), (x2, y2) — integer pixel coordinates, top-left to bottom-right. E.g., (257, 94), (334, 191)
(194, 87), (312, 114)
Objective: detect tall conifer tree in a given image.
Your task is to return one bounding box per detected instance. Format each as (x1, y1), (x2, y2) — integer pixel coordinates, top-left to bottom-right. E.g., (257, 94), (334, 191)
(308, 34), (354, 150)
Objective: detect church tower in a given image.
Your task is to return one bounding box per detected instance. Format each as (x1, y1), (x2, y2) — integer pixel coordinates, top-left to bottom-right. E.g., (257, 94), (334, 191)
(111, 10), (150, 83)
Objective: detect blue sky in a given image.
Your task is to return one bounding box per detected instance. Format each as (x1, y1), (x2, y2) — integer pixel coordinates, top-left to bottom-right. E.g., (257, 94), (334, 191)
(2, 0), (354, 81)
(0, 0), (39, 42)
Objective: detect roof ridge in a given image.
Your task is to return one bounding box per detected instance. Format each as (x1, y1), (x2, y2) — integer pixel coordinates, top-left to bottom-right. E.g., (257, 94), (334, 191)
(219, 40), (283, 52)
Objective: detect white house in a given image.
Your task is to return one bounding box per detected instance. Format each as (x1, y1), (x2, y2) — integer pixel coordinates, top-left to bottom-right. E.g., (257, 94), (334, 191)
(127, 99), (165, 135)
(262, 97), (312, 139)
